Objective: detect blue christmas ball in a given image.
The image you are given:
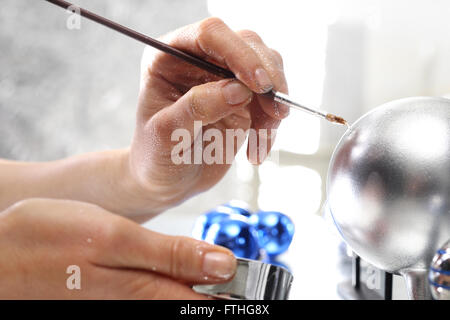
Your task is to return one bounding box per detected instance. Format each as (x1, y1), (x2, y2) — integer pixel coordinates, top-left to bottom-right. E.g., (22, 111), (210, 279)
(204, 219), (260, 260)
(191, 207), (234, 240)
(191, 206), (249, 240)
(220, 200), (252, 217)
(249, 211), (295, 256)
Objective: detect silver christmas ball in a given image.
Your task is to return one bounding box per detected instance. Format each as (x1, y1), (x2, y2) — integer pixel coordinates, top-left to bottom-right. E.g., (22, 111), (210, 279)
(327, 97), (450, 299)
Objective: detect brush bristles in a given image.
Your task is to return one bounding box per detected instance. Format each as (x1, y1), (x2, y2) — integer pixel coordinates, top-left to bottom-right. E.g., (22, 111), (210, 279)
(326, 114), (348, 126)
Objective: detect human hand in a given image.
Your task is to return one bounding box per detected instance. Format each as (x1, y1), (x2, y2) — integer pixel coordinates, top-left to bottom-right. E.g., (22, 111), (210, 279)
(128, 17), (289, 213)
(0, 198), (236, 299)
(0, 19), (288, 220)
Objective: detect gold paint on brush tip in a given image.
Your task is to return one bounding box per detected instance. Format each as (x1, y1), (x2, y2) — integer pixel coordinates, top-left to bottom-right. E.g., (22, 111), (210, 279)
(326, 113), (349, 127)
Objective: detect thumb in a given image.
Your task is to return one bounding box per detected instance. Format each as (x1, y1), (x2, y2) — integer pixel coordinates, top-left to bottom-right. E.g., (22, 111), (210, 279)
(144, 79), (253, 156)
(92, 218), (238, 284)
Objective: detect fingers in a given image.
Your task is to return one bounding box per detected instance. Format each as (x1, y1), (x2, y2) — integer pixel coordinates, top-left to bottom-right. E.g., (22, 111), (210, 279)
(0, 199), (221, 299)
(237, 30), (290, 120)
(139, 18), (290, 166)
(157, 17), (274, 94)
(91, 216), (237, 284)
(231, 30), (288, 164)
(144, 79), (253, 157)
(142, 18), (290, 125)
(5, 199), (237, 284)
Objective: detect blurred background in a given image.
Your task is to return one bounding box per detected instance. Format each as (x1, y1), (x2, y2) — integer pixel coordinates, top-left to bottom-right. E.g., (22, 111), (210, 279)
(1, 0), (450, 299)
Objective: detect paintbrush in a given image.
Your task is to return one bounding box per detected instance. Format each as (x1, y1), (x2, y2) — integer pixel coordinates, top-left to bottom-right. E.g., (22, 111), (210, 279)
(45, 0), (348, 127)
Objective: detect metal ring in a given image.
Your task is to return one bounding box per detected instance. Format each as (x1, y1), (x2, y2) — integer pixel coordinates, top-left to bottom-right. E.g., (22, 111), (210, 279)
(193, 258), (293, 300)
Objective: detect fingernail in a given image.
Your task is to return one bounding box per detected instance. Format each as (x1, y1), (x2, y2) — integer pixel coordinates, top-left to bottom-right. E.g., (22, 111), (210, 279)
(255, 68), (273, 93)
(222, 81), (252, 105)
(203, 251), (236, 280)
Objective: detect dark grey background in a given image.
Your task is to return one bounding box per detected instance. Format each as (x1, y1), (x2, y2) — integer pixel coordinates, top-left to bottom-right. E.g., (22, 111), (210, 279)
(0, 0), (209, 161)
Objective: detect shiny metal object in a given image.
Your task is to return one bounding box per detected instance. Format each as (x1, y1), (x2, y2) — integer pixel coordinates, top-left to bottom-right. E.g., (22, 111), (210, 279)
(193, 258), (293, 300)
(429, 240), (450, 300)
(327, 97), (450, 299)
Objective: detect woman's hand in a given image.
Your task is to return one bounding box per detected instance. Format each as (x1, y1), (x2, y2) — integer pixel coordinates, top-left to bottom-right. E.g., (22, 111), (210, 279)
(128, 18), (289, 215)
(0, 18), (288, 220)
(0, 198), (236, 299)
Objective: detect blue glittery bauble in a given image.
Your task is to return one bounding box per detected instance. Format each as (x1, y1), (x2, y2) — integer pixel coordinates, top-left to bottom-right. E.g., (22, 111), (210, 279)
(220, 200), (252, 217)
(191, 206), (235, 240)
(192, 202), (252, 240)
(249, 211), (295, 256)
(204, 219), (260, 260)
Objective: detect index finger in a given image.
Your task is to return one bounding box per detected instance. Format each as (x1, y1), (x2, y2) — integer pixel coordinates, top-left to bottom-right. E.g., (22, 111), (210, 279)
(160, 17), (274, 94)
(237, 30), (290, 120)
